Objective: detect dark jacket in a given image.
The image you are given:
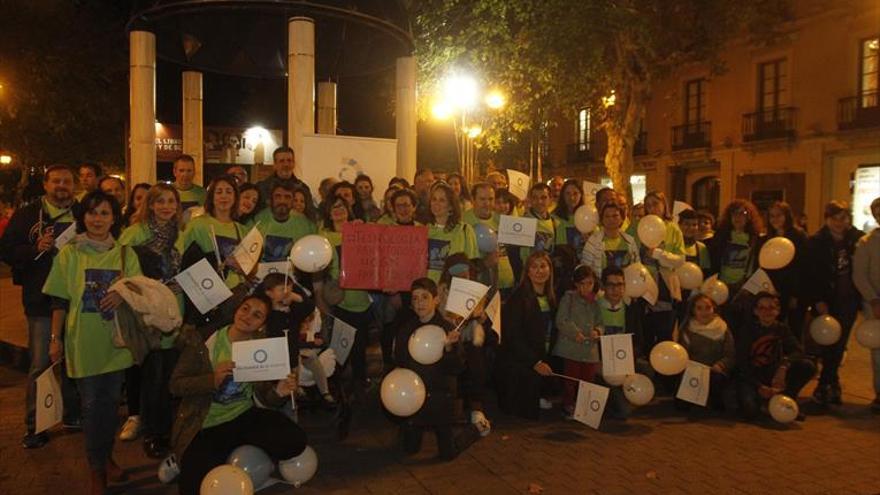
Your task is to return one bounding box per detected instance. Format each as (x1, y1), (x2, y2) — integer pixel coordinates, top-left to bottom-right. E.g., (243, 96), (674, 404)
(394, 311), (461, 426)
(760, 227), (809, 306)
(169, 325), (288, 460)
(0, 198), (79, 316)
(735, 319), (804, 387)
(804, 226), (864, 310)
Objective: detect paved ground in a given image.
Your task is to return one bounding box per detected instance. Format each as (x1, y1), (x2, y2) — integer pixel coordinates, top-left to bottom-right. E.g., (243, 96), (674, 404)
(1, 275), (879, 494)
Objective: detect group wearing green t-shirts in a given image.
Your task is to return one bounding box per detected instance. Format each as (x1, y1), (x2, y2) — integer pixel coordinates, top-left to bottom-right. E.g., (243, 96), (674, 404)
(176, 184), (207, 212)
(202, 326), (254, 428)
(426, 222), (480, 282)
(254, 209), (317, 262)
(462, 209), (515, 289)
(42, 240), (142, 378)
(603, 235), (635, 270)
(177, 215), (247, 288)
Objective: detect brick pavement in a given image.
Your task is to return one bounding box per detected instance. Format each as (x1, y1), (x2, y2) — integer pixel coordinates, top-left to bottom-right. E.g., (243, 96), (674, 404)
(1, 322), (879, 494)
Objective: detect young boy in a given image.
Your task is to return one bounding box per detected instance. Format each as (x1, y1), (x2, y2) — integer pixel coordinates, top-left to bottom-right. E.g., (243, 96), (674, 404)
(393, 278), (478, 460)
(678, 209), (711, 271)
(736, 292), (815, 422)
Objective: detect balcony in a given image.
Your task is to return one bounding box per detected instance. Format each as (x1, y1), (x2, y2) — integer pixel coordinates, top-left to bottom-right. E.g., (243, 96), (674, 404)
(566, 137), (607, 164)
(838, 92), (880, 130)
(742, 107), (798, 142)
(672, 122), (711, 151)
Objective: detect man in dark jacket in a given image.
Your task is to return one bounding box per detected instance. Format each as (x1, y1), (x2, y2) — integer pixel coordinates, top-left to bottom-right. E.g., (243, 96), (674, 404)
(255, 147), (310, 209)
(0, 164), (82, 448)
(736, 292), (816, 421)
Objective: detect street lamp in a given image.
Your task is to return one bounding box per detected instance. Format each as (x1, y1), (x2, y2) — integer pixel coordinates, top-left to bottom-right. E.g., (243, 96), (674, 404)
(432, 72), (504, 184)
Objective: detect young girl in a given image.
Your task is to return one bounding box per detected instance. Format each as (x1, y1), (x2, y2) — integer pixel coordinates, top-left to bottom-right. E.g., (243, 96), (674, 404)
(553, 265), (602, 416)
(675, 294), (735, 411)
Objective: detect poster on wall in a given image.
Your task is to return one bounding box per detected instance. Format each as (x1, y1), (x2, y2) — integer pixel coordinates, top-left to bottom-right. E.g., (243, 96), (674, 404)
(300, 134), (398, 196)
(154, 123), (283, 165)
(853, 165), (880, 233)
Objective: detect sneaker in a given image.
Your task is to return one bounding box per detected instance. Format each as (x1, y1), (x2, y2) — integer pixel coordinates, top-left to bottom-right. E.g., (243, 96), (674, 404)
(539, 398), (553, 410)
(157, 454), (180, 484)
(322, 392), (337, 405)
(118, 415), (142, 441)
(22, 431), (49, 449)
(470, 410), (492, 437)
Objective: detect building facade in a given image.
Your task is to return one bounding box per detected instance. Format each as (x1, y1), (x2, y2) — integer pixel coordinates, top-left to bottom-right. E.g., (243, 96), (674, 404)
(546, 1), (880, 232)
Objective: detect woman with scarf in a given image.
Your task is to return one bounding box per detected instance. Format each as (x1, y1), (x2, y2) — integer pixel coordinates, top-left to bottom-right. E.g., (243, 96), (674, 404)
(119, 183), (183, 458)
(43, 191), (142, 495)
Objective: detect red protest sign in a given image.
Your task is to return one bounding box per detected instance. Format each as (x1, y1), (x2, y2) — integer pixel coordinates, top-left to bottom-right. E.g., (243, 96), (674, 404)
(340, 223), (428, 291)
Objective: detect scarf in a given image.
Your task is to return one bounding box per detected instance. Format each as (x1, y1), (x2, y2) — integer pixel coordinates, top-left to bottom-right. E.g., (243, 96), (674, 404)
(73, 233), (115, 252)
(143, 218), (181, 280)
(684, 316), (728, 343)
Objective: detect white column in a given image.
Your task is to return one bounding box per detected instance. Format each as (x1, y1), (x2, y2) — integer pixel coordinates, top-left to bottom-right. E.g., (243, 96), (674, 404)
(288, 17), (315, 178)
(182, 71), (204, 185)
(396, 56), (417, 181)
(317, 81), (337, 134)
(129, 31), (156, 185)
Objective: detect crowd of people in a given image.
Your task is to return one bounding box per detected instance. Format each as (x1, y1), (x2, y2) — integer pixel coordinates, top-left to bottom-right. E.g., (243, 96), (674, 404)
(1, 145), (878, 495)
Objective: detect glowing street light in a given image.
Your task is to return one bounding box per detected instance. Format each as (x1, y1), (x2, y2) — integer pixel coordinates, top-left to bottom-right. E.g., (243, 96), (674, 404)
(466, 125), (483, 139)
(0, 155), (11, 165)
(432, 101), (454, 120)
(485, 89), (506, 110)
(442, 74), (479, 110)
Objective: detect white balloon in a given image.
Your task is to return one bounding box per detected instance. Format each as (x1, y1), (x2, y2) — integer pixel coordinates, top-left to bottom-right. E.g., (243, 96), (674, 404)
(227, 445), (272, 489)
(278, 446), (318, 488)
(380, 368), (426, 417)
(675, 262), (704, 290)
(623, 374), (655, 406)
(855, 319), (880, 349)
(624, 262), (651, 298)
(759, 237), (796, 270)
(700, 278), (729, 305)
(290, 235), (333, 273)
(408, 325), (447, 365)
(603, 374), (627, 386)
(574, 204), (599, 234)
(649, 341), (689, 376)
(200, 465), (254, 495)
(810, 315), (842, 346)
(637, 215), (666, 249)
(768, 394), (799, 424)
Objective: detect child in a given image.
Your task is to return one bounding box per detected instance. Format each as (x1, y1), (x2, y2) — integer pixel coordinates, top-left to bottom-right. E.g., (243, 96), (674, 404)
(553, 265), (602, 417)
(297, 310), (335, 404)
(735, 292), (815, 421)
(678, 209), (711, 272)
(394, 278), (478, 460)
(675, 294), (734, 411)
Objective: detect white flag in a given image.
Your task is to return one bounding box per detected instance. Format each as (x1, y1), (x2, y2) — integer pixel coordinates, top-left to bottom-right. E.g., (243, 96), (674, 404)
(35, 363), (63, 434)
(507, 169), (531, 201)
(601, 333), (635, 378)
(582, 181), (602, 206)
(676, 361), (711, 406)
(573, 381), (610, 429)
(445, 277), (490, 318)
(232, 336), (291, 382)
(672, 201), (693, 224)
(53, 223), (77, 250)
(230, 225), (264, 276)
(256, 261), (291, 282)
(330, 316), (358, 365)
(742, 268), (777, 295)
(497, 215), (538, 247)
(485, 291), (502, 342)
(174, 258), (233, 314)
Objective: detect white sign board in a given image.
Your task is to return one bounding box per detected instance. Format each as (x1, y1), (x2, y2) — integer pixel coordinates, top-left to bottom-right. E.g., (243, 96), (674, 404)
(507, 169), (531, 201)
(330, 316), (358, 365)
(601, 333), (635, 378)
(301, 134), (398, 199)
(256, 261), (291, 282)
(742, 268), (777, 295)
(174, 258), (233, 314)
(497, 215), (537, 247)
(35, 363), (63, 434)
(676, 361), (711, 406)
(582, 181), (602, 206)
(230, 225), (264, 276)
(232, 336), (291, 382)
(445, 277), (490, 318)
(573, 381), (610, 429)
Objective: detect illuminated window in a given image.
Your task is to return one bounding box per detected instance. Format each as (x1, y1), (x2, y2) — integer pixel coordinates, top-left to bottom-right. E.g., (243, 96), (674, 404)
(860, 37), (879, 108)
(598, 175), (646, 204)
(576, 108), (591, 151)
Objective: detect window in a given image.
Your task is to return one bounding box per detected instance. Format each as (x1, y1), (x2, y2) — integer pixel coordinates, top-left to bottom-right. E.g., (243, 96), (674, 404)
(598, 175), (646, 205)
(684, 79), (706, 124)
(576, 108), (591, 151)
(757, 59), (788, 113)
(860, 37), (879, 108)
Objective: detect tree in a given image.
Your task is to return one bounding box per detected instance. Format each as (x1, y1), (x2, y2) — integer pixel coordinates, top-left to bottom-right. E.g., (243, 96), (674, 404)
(412, 0), (791, 200)
(0, 1), (129, 168)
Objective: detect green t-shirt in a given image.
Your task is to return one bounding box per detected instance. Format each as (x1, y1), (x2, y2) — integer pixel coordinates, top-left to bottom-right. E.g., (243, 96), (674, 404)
(719, 231), (751, 286)
(321, 229), (372, 312)
(519, 211), (556, 262)
(684, 240), (711, 271)
(462, 209), (514, 289)
(636, 219), (685, 279)
(537, 295), (553, 352)
(43, 198), (76, 239)
(598, 297), (627, 336)
(177, 215), (246, 288)
(376, 214), (396, 226)
(202, 327), (254, 429)
(603, 235), (634, 270)
(119, 222), (183, 349)
(553, 213), (585, 253)
(427, 222), (480, 282)
(176, 184), (207, 211)
(255, 209), (317, 262)
(42, 241), (141, 378)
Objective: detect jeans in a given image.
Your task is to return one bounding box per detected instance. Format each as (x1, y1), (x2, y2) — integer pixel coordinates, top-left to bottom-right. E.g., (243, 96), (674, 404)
(736, 359), (816, 421)
(140, 349), (179, 439)
(77, 370), (125, 469)
(178, 407), (306, 495)
(25, 316), (80, 432)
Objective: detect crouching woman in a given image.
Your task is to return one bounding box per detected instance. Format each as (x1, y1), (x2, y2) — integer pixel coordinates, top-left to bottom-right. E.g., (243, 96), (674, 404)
(170, 294), (307, 495)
